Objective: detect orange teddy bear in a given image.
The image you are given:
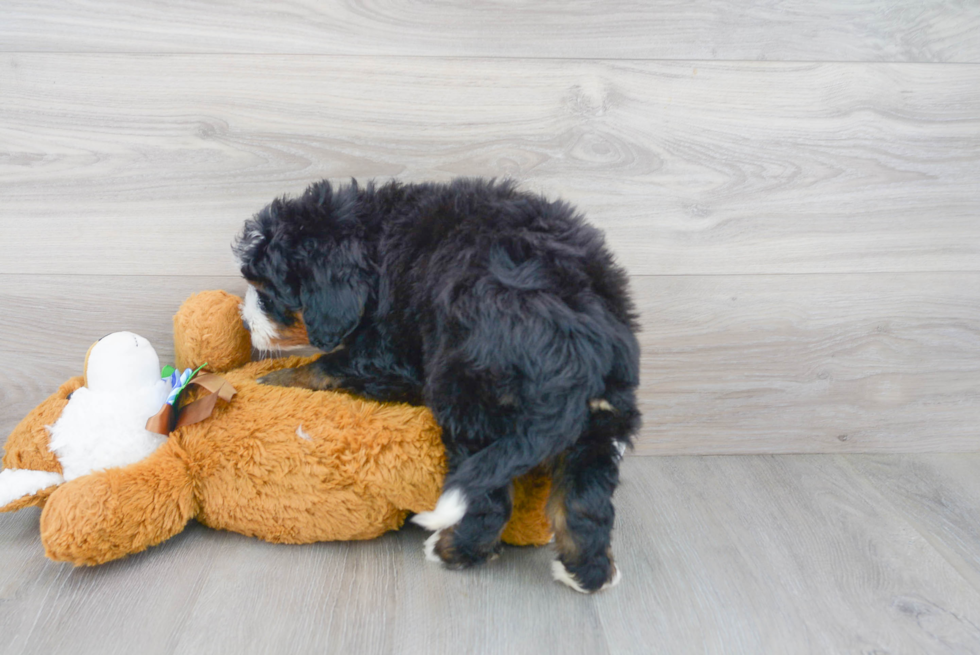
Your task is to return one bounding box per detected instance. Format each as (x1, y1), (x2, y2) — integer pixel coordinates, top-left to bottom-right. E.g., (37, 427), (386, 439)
(0, 290), (551, 566)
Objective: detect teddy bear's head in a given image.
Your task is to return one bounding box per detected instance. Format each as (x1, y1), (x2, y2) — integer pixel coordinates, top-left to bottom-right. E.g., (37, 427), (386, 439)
(1, 290), (253, 515)
(84, 331), (162, 392)
(2, 331), (176, 512)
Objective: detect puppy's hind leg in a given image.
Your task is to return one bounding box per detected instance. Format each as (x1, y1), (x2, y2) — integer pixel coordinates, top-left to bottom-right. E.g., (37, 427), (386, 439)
(548, 437), (620, 593)
(414, 398), (589, 570)
(422, 485), (512, 569)
(548, 394), (638, 593)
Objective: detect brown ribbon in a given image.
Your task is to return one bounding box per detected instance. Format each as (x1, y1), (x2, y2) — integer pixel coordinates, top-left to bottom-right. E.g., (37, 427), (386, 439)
(145, 404), (174, 436)
(145, 373), (236, 435)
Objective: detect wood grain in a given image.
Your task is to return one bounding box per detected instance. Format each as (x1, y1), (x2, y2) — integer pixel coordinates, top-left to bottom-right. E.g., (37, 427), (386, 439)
(845, 454), (980, 591)
(0, 275), (246, 358)
(636, 273), (980, 454)
(0, 510), (216, 655)
(0, 275), (246, 438)
(3, 273), (978, 454)
(2, 56), (979, 276)
(1, 1), (978, 62)
(4, 456), (980, 654)
(599, 455), (980, 653)
(168, 521), (614, 655)
(2, 2), (978, 652)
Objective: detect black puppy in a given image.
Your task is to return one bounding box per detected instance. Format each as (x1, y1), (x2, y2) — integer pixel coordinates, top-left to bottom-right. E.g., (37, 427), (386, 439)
(234, 178), (640, 592)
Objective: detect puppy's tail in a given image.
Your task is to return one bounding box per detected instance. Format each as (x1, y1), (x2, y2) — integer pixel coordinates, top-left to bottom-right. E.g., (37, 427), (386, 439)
(412, 390), (591, 532)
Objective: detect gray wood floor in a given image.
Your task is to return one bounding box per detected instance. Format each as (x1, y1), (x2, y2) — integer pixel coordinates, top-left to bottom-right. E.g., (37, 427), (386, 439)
(3, 455), (980, 655)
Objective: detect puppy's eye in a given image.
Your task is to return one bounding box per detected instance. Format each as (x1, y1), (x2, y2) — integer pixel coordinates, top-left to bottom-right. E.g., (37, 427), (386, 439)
(256, 290), (295, 326)
(66, 391), (74, 400)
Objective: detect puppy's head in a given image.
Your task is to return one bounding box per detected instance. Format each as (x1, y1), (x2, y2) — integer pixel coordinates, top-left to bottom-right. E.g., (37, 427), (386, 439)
(233, 181), (372, 353)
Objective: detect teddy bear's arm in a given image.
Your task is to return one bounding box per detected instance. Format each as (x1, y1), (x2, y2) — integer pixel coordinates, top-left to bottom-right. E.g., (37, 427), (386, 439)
(0, 469), (65, 512)
(39, 439), (198, 566)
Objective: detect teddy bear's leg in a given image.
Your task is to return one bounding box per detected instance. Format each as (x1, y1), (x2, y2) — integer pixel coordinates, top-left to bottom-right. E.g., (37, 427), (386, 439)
(501, 466), (553, 547)
(0, 469), (65, 512)
(39, 440), (197, 566)
(173, 290), (253, 373)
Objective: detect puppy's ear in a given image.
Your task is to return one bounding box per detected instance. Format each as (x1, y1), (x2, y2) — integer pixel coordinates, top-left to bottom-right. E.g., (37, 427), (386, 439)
(301, 248), (371, 352)
(234, 199), (302, 300)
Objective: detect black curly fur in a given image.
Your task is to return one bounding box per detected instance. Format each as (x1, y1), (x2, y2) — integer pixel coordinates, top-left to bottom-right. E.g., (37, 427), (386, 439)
(234, 178), (641, 591)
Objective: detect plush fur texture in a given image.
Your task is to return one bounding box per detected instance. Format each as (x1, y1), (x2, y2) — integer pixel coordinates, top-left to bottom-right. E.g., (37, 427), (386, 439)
(50, 332), (170, 482)
(0, 469), (64, 509)
(174, 290), (253, 372)
(0, 290), (552, 566)
(234, 178), (641, 592)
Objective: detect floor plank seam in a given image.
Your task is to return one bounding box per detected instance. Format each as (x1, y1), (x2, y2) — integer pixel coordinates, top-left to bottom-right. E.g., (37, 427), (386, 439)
(4, 52), (980, 65)
(838, 454), (980, 596)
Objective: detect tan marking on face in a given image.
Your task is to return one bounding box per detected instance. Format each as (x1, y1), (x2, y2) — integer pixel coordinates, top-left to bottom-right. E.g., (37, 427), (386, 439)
(269, 312), (310, 348)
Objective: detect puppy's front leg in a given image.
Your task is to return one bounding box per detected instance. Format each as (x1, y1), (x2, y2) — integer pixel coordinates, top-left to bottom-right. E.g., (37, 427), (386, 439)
(257, 358), (339, 390)
(258, 349), (422, 404)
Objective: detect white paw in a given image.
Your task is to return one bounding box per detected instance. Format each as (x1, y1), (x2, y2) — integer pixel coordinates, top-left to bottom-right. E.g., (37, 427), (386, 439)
(614, 440), (628, 460)
(551, 560), (622, 594)
(607, 564), (623, 589)
(424, 530), (445, 563)
(411, 488), (468, 531)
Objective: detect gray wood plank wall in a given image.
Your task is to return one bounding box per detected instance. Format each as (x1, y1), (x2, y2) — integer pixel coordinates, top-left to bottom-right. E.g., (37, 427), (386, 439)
(3, 1), (979, 61)
(1, 3), (978, 453)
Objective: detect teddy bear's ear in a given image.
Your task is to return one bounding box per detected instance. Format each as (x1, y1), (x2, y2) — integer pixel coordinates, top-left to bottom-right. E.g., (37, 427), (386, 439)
(174, 290), (253, 373)
(82, 340), (98, 388)
(0, 469), (64, 512)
